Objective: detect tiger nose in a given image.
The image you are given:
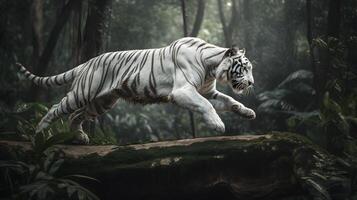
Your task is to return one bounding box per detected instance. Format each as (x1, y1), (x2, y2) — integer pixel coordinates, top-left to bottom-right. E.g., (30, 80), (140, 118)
(248, 80), (254, 86)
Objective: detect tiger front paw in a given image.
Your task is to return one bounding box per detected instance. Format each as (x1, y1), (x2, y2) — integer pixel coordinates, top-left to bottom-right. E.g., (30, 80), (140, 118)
(232, 105), (256, 120)
(203, 113), (225, 133)
(243, 108), (256, 120)
(72, 131), (90, 145)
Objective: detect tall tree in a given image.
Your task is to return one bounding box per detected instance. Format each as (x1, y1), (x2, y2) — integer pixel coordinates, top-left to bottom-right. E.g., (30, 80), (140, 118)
(30, 0), (44, 65)
(327, 0), (341, 38)
(242, 0), (252, 51)
(34, 0), (79, 76)
(217, 0), (238, 47)
(189, 0), (205, 37)
(306, 0), (318, 99)
(282, 1), (298, 71)
(79, 0), (111, 62)
(307, 0), (342, 103)
(30, 0), (80, 100)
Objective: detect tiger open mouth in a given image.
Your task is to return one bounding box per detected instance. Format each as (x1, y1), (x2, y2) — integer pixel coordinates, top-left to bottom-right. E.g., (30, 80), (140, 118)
(232, 81), (252, 95)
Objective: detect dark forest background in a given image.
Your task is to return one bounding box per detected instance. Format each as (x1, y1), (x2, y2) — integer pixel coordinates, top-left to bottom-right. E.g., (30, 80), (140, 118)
(1, 0), (357, 199)
(0, 0), (357, 169)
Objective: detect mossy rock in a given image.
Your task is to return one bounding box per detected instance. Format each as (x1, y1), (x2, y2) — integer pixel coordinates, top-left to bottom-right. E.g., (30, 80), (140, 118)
(0, 132), (352, 200)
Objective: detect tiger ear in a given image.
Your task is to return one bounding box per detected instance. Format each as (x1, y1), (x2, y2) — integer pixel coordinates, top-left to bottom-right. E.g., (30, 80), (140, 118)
(224, 46), (238, 57)
(239, 48), (246, 55)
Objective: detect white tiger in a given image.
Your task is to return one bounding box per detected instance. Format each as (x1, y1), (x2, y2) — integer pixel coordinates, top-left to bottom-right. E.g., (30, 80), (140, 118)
(17, 37), (256, 144)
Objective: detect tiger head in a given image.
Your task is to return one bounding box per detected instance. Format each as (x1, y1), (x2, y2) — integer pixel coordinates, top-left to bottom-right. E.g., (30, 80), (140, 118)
(216, 47), (254, 94)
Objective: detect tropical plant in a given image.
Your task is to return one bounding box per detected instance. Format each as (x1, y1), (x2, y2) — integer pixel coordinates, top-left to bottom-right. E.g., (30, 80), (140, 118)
(257, 69), (315, 114)
(0, 102), (101, 199)
(0, 102), (72, 142)
(0, 150), (100, 200)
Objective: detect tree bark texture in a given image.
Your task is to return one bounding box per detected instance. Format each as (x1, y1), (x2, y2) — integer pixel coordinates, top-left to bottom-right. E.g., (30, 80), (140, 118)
(79, 0), (111, 62)
(308, 0), (342, 103)
(30, 0), (79, 100)
(217, 0), (238, 47)
(189, 0), (205, 37)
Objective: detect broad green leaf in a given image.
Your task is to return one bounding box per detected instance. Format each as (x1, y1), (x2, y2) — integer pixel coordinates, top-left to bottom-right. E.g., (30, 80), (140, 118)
(64, 175), (101, 184)
(49, 159), (64, 175)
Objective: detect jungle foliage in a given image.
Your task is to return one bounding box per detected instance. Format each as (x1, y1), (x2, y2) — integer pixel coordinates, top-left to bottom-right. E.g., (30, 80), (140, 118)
(0, 0), (357, 199)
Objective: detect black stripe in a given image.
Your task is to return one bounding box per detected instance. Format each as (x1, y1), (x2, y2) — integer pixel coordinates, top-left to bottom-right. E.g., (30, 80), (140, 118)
(72, 57), (92, 105)
(159, 48), (165, 73)
(187, 40), (199, 48)
(172, 40), (197, 87)
(130, 79), (138, 95)
(45, 78), (51, 87)
(54, 75), (61, 85)
(121, 78), (132, 97)
(203, 49), (226, 62)
(212, 93), (218, 99)
(144, 86), (153, 99)
(162, 47), (167, 59)
(63, 72), (67, 83)
(169, 40), (180, 53)
(95, 53), (117, 98)
(39, 77), (44, 86)
(121, 51), (144, 82)
(149, 49), (157, 95)
(135, 50), (151, 85)
(124, 51), (137, 65)
(108, 52), (122, 88)
(199, 46), (215, 53)
(35, 77), (41, 85)
(113, 51), (130, 79)
(79, 57), (98, 106)
(80, 60), (94, 105)
(196, 42), (207, 50)
(65, 95), (74, 113)
(92, 54), (111, 99)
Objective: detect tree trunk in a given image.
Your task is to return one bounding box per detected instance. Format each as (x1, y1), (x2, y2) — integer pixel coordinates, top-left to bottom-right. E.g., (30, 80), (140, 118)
(217, 0), (238, 47)
(30, 0), (44, 66)
(242, 0), (252, 51)
(189, 0), (205, 37)
(283, 1), (297, 72)
(0, 133), (352, 200)
(80, 0), (111, 62)
(306, 0), (320, 104)
(30, 0), (79, 100)
(180, 0), (188, 37)
(327, 0), (341, 39)
(306, 0), (342, 104)
(34, 0), (79, 76)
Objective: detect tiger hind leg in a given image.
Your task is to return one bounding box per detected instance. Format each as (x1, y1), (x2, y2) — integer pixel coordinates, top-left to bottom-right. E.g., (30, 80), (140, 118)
(69, 93), (119, 144)
(36, 104), (59, 133)
(69, 107), (91, 144)
(36, 91), (82, 133)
